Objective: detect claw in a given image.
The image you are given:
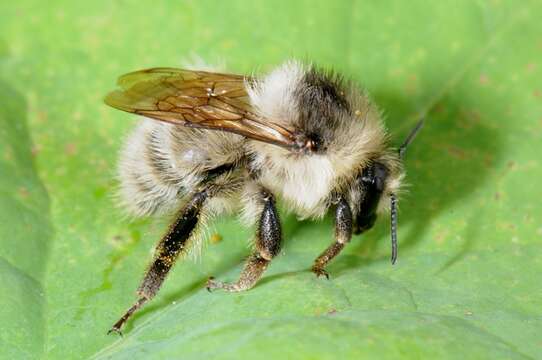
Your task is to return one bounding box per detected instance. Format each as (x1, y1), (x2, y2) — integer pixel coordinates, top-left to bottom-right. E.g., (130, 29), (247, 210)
(107, 327), (123, 337)
(312, 267), (330, 279)
(206, 276), (220, 291)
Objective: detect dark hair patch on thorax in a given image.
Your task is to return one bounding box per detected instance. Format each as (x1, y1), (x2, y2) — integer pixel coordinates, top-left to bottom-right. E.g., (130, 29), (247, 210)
(295, 67), (351, 152)
(303, 68), (350, 111)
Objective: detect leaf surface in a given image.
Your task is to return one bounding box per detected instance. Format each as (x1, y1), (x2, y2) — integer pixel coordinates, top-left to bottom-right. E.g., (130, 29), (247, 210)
(0, 1), (541, 359)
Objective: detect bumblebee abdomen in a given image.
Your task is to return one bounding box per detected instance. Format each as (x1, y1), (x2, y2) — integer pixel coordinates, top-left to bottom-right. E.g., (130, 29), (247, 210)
(117, 119), (244, 217)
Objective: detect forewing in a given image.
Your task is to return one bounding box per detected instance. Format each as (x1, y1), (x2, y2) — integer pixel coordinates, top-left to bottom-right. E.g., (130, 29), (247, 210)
(105, 68), (298, 149)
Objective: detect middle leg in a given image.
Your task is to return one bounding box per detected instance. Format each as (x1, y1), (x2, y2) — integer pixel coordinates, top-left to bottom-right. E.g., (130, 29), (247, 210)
(207, 188), (281, 292)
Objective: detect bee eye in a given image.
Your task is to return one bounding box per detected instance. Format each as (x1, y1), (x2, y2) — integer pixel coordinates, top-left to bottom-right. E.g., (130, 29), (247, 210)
(307, 133), (322, 150)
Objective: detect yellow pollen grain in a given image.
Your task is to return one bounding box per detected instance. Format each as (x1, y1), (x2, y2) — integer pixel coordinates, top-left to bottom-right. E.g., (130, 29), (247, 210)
(210, 233), (223, 244)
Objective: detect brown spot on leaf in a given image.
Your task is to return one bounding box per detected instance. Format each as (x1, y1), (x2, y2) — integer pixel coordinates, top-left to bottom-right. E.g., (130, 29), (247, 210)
(18, 187), (30, 199)
(36, 111), (48, 123)
(526, 62), (537, 73)
(479, 74), (489, 85)
(447, 146), (467, 160)
(65, 142), (77, 156)
(432, 102), (445, 113)
(405, 74), (419, 94)
(31, 144), (42, 157)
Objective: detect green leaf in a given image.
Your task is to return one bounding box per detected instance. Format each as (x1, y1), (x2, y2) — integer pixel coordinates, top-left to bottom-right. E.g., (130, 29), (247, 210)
(1, 1), (541, 359)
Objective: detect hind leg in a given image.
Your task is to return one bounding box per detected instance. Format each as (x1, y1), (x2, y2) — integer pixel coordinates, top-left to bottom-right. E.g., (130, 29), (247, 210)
(108, 188), (209, 334)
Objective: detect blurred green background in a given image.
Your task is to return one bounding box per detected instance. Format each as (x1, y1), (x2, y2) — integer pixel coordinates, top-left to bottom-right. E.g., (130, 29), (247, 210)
(1, 1), (541, 359)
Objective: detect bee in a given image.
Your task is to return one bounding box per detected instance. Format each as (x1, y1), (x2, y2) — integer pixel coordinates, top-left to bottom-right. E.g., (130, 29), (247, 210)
(105, 61), (423, 333)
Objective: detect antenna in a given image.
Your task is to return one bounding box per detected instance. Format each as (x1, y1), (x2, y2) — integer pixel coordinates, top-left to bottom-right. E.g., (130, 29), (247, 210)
(399, 119), (424, 159)
(390, 193), (398, 264)
(391, 118), (424, 265)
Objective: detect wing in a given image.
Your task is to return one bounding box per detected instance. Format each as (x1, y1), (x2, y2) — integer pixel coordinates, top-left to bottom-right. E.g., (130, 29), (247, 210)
(105, 68), (307, 150)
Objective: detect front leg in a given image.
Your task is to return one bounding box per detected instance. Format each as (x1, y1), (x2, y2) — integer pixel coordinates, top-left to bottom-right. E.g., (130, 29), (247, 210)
(207, 189), (281, 292)
(311, 196), (352, 278)
(312, 162), (389, 277)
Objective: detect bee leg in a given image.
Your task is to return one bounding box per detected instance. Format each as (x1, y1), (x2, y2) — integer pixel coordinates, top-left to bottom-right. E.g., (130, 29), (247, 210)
(108, 188), (209, 334)
(312, 196), (352, 278)
(207, 189), (281, 292)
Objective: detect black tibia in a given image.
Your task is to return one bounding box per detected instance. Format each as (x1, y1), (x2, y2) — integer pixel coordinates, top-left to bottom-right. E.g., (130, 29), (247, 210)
(256, 191), (282, 260)
(312, 196), (352, 278)
(108, 189), (208, 334)
(207, 189), (281, 292)
(353, 162), (388, 234)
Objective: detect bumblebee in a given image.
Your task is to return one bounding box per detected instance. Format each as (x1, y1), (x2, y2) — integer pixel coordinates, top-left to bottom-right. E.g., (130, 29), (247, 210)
(105, 61), (422, 333)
